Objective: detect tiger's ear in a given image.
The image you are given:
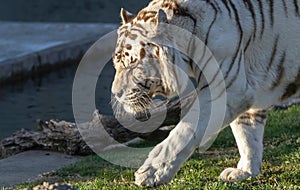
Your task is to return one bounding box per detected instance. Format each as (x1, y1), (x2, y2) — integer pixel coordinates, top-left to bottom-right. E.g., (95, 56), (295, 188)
(120, 8), (136, 24)
(157, 9), (168, 23)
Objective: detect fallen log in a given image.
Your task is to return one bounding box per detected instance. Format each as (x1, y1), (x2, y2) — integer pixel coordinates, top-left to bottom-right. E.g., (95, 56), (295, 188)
(0, 92), (197, 158)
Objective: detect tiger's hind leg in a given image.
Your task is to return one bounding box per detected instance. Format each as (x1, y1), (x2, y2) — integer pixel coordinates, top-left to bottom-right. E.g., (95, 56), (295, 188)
(220, 110), (267, 182)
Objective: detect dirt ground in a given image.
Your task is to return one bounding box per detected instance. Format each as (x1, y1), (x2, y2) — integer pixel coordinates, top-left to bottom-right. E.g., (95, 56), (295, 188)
(0, 0), (151, 23)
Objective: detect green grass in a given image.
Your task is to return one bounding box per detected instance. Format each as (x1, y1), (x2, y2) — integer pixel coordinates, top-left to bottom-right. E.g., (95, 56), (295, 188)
(16, 106), (300, 189)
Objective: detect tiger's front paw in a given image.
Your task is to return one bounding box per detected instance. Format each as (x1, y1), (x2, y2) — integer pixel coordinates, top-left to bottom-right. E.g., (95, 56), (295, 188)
(219, 168), (251, 182)
(134, 162), (175, 187)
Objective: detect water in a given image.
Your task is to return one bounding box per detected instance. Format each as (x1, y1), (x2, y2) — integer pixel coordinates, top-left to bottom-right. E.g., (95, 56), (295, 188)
(0, 62), (115, 139)
(0, 0), (150, 23)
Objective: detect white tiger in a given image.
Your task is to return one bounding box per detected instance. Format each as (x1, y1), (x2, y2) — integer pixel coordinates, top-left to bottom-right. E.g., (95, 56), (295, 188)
(111, 0), (300, 187)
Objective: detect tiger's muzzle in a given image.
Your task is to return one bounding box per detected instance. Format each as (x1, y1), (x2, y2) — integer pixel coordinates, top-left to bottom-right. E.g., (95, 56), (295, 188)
(112, 90), (152, 121)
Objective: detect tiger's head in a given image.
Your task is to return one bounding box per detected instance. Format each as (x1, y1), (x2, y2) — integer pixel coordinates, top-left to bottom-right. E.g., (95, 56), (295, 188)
(111, 7), (191, 117)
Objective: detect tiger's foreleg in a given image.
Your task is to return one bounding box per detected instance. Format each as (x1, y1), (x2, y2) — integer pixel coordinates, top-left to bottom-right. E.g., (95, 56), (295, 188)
(134, 107), (201, 186)
(134, 90), (228, 187)
(220, 110), (267, 182)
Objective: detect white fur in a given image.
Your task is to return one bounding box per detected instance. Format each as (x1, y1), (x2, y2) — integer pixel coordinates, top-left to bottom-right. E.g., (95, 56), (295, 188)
(112, 0), (300, 187)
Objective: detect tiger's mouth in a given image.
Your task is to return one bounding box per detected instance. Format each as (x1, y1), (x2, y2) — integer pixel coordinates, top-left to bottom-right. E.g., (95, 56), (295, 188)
(112, 93), (152, 121)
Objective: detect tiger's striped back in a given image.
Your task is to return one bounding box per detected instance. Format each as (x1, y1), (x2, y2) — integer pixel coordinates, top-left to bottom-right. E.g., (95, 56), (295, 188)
(112, 0), (300, 112)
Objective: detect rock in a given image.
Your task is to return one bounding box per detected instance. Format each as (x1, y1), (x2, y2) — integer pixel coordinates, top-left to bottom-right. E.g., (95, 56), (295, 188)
(23, 182), (76, 190)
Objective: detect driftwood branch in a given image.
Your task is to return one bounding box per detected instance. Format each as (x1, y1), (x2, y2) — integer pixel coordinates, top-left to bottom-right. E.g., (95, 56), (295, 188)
(0, 92), (197, 158)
